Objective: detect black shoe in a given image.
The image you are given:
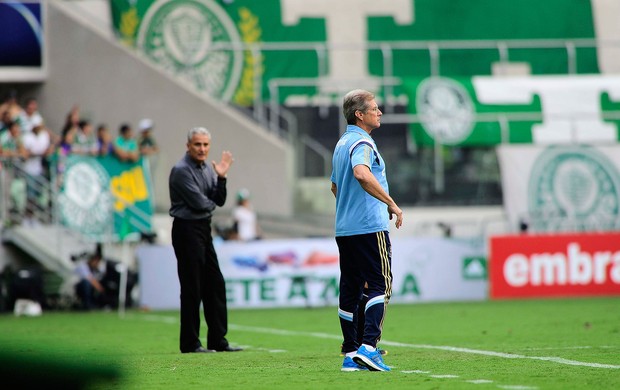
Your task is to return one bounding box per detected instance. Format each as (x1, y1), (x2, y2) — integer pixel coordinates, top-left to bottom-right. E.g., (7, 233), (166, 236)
(215, 345), (243, 352)
(183, 346), (215, 353)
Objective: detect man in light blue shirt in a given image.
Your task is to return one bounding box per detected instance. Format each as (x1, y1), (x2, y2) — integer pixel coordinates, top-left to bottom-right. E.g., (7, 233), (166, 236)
(331, 89), (403, 372)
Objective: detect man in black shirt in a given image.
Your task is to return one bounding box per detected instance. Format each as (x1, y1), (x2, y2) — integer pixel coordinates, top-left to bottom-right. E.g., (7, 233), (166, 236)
(169, 126), (241, 353)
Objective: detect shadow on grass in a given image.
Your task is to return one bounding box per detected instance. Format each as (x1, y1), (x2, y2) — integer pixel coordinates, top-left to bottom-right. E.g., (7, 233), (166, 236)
(0, 347), (122, 389)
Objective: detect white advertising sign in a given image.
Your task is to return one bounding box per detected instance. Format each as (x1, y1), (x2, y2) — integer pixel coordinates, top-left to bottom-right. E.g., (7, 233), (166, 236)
(137, 237), (487, 310)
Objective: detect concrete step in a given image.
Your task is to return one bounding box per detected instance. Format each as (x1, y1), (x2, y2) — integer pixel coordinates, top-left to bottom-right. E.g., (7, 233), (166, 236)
(2, 223), (96, 278)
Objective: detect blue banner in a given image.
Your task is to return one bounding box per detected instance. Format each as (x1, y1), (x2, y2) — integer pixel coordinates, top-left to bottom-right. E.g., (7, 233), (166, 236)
(0, 1), (43, 67)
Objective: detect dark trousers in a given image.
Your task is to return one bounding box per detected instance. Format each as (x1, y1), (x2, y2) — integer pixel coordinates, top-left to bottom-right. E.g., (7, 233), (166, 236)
(356, 290), (369, 344)
(172, 218), (229, 352)
(75, 279), (96, 310)
(336, 231), (392, 353)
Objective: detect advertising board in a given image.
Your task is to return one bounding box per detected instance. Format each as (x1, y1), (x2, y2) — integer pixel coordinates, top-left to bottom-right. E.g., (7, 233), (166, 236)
(490, 232), (620, 298)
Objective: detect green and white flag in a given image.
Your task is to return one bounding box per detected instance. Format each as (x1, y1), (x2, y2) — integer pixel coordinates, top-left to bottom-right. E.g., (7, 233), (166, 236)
(405, 75), (620, 146)
(497, 144), (620, 232)
(58, 155), (154, 242)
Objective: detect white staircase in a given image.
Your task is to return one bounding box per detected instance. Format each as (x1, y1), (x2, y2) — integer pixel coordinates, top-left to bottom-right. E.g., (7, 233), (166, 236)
(2, 224), (95, 279)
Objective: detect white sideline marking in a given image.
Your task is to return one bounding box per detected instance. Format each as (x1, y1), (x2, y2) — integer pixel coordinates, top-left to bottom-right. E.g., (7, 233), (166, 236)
(248, 346), (288, 353)
(525, 346), (593, 350)
(523, 346), (617, 351)
(141, 314), (178, 324)
(229, 324), (620, 370)
(430, 374), (459, 378)
(467, 379), (494, 384)
(134, 316), (620, 370)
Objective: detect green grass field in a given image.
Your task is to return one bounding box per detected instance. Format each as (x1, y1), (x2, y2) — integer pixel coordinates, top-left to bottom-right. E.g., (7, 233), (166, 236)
(0, 297), (619, 389)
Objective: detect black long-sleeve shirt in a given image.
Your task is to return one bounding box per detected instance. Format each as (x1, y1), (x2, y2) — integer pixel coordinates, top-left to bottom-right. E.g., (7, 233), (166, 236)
(169, 153), (227, 220)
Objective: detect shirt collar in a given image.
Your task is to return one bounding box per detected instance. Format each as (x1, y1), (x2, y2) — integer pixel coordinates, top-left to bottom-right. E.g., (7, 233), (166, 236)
(184, 153), (204, 169)
(346, 125), (371, 139)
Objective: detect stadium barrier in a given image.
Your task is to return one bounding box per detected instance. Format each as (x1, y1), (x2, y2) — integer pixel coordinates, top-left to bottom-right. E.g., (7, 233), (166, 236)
(137, 237), (487, 309)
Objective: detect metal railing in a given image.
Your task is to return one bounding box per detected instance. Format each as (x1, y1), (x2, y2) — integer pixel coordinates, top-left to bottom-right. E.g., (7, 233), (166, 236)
(381, 110), (620, 194)
(109, 37), (617, 145)
(169, 38), (619, 192)
(91, 19), (620, 195)
(0, 159), (54, 227)
(198, 38), (615, 132)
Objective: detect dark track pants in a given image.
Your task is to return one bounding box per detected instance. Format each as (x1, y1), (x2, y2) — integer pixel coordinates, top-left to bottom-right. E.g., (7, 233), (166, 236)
(336, 231), (392, 353)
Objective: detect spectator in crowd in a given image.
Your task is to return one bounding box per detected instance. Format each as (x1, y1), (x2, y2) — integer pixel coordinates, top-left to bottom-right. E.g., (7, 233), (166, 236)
(0, 120), (26, 160)
(231, 188), (261, 241)
(1, 109), (13, 134)
(18, 97), (44, 134)
(0, 120), (27, 221)
(58, 126), (76, 157)
(138, 118), (159, 189)
(97, 124), (114, 156)
(137, 118), (159, 156)
(60, 105), (80, 142)
(74, 252), (106, 310)
(0, 90), (22, 122)
(73, 120), (99, 156)
(55, 125), (76, 180)
(113, 123), (139, 162)
(22, 118), (54, 222)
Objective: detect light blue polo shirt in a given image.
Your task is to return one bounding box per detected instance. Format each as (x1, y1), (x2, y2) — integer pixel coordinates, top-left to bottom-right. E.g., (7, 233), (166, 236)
(331, 125), (389, 237)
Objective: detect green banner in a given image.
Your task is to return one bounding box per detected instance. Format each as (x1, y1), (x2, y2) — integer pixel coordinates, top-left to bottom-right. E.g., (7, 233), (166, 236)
(108, 0), (599, 105)
(58, 155), (153, 242)
(404, 76), (539, 146)
(405, 75), (620, 146)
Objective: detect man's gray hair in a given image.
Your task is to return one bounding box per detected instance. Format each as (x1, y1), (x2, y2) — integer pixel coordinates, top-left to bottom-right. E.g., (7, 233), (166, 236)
(343, 89), (375, 125)
(187, 126), (211, 142)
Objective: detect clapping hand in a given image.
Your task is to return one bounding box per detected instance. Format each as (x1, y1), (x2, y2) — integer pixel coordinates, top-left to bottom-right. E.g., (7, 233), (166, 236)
(212, 150), (234, 178)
